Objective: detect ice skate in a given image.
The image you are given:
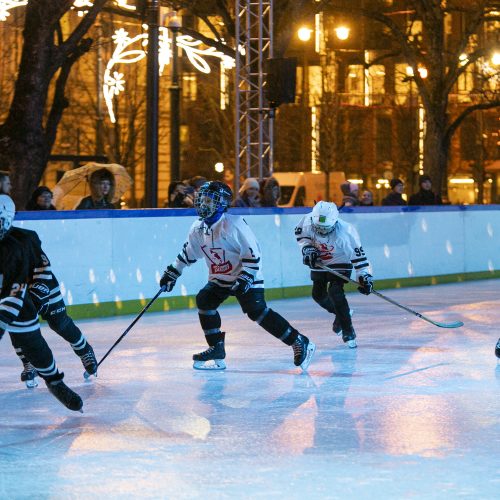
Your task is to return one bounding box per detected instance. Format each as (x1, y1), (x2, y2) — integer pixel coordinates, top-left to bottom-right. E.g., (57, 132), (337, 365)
(292, 334), (316, 371)
(193, 341), (226, 370)
(342, 328), (357, 349)
(76, 342), (98, 377)
(495, 338), (500, 359)
(45, 374), (83, 412)
(332, 309), (354, 336)
(20, 362), (38, 389)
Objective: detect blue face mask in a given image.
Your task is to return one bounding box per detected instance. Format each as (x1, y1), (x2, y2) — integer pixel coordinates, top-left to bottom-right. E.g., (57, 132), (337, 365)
(203, 205), (225, 227)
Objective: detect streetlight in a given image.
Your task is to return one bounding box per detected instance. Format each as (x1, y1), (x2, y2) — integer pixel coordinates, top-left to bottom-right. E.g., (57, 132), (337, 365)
(168, 11), (182, 183)
(145, 0), (159, 208)
(334, 26), (350, 41)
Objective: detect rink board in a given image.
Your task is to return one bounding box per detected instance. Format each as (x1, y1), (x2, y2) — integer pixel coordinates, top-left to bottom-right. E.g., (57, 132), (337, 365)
(15, 205), (500, 318)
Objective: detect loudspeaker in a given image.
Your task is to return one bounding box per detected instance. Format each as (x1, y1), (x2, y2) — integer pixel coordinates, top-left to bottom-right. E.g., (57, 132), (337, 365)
(265, 57), (297, 107)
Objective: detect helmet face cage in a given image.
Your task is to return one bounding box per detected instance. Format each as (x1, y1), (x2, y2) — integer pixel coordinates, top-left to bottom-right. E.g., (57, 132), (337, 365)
(0, 195), (15, 240)
(194, 182), (232, 219)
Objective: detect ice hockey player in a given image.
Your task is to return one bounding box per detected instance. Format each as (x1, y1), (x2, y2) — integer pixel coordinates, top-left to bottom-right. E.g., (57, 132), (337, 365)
(0, 195), (83, 411)
(6, 202), (97, 388)
(159, 181), (315, 371)
(295, 201), (374, 348)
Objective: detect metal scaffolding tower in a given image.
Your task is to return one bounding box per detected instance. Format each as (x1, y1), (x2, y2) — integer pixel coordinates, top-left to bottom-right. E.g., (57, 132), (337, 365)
(235, 0), (273, 188)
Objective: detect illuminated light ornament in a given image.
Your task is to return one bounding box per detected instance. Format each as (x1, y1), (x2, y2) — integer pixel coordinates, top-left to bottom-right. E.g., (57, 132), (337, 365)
(0, 1), (28, 21)
(104, 26), (234, 123)
(0, 1), (136, 21)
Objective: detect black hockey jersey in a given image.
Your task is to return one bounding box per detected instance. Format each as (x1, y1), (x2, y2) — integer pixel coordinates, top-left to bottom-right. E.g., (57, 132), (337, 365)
(0, 233), (39, 334)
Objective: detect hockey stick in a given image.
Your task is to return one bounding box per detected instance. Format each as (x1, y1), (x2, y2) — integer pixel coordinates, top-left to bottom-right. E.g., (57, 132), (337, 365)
(316, 263), (464, 329)
(83, 287), (165, 379)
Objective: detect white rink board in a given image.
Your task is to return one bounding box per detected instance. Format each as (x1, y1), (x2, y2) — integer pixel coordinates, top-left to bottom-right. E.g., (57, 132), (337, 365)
(14, 206), (500, 307)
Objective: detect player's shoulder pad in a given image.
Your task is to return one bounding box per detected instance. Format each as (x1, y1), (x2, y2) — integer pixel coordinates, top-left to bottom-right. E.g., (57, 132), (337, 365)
(10, 227), (42, 246)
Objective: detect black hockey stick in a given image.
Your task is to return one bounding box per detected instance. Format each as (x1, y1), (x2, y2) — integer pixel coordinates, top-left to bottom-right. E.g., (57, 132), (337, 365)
(316, 263), (464, 329)
(83, 287), (165, 379)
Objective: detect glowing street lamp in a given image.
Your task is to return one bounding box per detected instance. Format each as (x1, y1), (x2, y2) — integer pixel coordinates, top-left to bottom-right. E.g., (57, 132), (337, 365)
(492, 52), (500, 65)
(297, 27), (312, 42)
(334, 26), (350, 41)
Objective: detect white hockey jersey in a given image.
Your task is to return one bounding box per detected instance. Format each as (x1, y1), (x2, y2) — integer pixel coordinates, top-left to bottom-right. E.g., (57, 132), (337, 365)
(294, 215), (372, 279)
(173, 213), (264, 288)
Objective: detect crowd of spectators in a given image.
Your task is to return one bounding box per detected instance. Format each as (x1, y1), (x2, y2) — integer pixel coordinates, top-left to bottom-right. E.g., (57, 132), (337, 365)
(1, 168), (456, 212)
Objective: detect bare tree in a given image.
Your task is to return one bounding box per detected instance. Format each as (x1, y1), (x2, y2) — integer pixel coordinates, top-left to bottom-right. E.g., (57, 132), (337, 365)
(319, 0), (500, 195)
(0, 0), (107, 208)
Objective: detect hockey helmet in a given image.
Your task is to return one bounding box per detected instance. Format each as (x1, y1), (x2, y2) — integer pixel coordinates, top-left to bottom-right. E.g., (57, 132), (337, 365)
(310, 201), (339, 235)
(0, 194), (15, 240)
(194, 181), (233, 220)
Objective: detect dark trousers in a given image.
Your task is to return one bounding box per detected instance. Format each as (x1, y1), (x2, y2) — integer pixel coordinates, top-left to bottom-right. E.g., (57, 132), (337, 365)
(195, 282), (299, 346)
(311, 270), (353, 333)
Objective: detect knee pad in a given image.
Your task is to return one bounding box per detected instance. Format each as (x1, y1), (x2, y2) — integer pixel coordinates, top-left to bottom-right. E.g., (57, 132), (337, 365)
(10, 331), (56, 376)
(248, 307), (297, 345)
(198, 309), (221, 334)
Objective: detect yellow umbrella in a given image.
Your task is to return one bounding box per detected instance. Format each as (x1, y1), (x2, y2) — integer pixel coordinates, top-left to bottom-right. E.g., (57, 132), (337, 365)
(52, 163), (133, 210)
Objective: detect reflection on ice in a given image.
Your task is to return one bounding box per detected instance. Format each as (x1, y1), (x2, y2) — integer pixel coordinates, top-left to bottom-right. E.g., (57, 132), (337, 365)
(0, 280), (498, 497)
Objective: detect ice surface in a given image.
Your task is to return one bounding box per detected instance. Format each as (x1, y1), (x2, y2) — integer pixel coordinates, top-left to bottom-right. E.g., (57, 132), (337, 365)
(1, 280), (499, 499)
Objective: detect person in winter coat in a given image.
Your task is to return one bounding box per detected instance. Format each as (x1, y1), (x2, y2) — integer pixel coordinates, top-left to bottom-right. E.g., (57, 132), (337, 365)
(339, 181), (360, 208)
(232, 178), (261, 208)
(382, 179), (407, 206)
(408, 175), (443, 206)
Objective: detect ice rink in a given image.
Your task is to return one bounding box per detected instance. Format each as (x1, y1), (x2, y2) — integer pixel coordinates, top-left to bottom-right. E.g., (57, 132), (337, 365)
(1, 280), (499, 499)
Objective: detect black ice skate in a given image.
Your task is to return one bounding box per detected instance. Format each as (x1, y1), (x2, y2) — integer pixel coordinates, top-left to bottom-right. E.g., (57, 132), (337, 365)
(292, 334), (316, 371)
(76, 343), (98, 377)
(495, 338), (500, 359)
(332, 309), (354, 337)
(342, 328), (357, 349)
(21, 362), (38, 389)
(193, 341), (226, 370)
(45, 374), (83, 412)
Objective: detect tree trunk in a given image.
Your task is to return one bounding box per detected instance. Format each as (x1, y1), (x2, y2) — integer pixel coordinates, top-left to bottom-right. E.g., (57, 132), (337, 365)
(423, 108), (449, 197)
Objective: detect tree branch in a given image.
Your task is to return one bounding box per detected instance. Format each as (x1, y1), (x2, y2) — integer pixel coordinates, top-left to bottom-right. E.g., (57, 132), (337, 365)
(45, 38), (94, 149)
(444, 100), (500, 147)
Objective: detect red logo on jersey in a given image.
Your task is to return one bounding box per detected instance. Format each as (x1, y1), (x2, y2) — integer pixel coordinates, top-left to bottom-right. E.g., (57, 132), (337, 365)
(318, 242), (334, 260)
(202, 246), (233, 274)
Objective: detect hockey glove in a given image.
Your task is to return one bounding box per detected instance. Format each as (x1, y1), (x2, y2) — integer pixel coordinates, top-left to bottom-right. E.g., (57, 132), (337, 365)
(29, 282), (50, 315)
(358, 274), (374, 295)
(230, 273), (253, 296)
(160, 265), (181, 292)
(302, 245), (319, 268)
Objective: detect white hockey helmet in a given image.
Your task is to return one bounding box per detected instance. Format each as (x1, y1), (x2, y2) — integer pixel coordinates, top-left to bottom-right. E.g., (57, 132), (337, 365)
(0, 194), (15, 240)
(310, 201), (339, 235)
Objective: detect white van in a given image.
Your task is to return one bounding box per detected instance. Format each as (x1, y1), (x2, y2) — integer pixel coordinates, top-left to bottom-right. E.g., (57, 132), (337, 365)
(273, 171), (346, 207)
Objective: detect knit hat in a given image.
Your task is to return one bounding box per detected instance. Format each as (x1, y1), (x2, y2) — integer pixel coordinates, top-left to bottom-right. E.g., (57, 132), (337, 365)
(239, 177), (260, 194)
(390, 178), (403, 189)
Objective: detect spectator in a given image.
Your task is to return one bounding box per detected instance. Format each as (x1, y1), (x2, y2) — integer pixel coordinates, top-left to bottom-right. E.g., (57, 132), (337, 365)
(382, 179), (407, 206)
(360, 190), (374, 206)
(260, 176), (281, 207)
(76, 168), (116, 209)
(339, 181), (360, 208)
(408, 174), (443, 206)
(183, 176), (208, 207)
(25, 186), (56, 211)
(0, 171), (11, 195)
(166, 181), (193, 208)
(232, 177), (261, 208)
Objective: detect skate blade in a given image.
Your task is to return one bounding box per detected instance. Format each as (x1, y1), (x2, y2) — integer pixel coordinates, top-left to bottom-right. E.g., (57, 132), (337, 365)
(193, 359), (226, 371)
(83, 371), (97, 381)
(300, 342), (316, 372)
(25, 378), (39, 389)
(347, 339), (357, 349)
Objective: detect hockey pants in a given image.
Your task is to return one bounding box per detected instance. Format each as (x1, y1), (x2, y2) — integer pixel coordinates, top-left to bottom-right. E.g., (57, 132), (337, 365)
(196, 282), (299, 346)
(311, 270), (354, 334)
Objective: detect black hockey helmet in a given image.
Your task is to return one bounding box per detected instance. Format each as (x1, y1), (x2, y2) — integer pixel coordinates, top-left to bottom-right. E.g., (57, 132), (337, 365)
(194, 181), (233, 220)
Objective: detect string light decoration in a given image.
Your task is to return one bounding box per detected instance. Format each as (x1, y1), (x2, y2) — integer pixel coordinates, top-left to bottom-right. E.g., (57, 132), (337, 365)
(104, 26), (234, 123)
(0, 0), (135, 21)
(0, 0), (27, 21)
